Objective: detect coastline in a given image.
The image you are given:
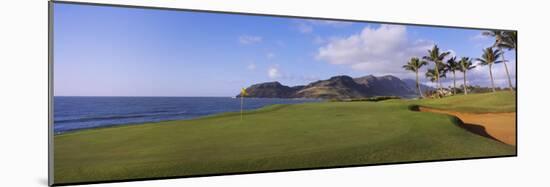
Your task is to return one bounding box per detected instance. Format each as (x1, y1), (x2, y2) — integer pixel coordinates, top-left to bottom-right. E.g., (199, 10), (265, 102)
(54, 103), (294, 136)
(53, 97), (321, 134)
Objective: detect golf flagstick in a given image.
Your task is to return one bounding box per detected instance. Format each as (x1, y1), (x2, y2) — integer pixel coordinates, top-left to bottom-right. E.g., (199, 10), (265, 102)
(240, 88), (247, 121)
(240, 95), (243, 121)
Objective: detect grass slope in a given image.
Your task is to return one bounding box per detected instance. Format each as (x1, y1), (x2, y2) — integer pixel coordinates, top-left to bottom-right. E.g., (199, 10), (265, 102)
(411, 91), (516, 113)
(54, 93), (516, 184)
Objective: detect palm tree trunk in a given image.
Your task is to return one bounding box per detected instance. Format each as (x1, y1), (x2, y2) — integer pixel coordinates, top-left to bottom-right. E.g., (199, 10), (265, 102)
(500, 48), (514, 91)
(503, 61), (514, 91)
(489, 64), (496, 92)
(435, 61), (441, 98)
(452, 71), (456, 95)
(416, 71), (423, 98)
(434, 62), (440, 91)
(438, 77), (444, 92)
(463, 72), (467, 95)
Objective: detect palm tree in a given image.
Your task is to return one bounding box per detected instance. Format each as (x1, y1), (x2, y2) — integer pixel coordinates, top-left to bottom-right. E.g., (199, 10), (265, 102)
(425, 66), (447, 97)
(500, 31), (517, 50)
(425, 68), (446, 98)
(476, 47), (504, 92)
(483, 30), (514, 91)
(423, 45), (450, 92)
(425, 69), (438, 87)
(436, 62), (449, 89)
(458, 57), (476, 95)
(446, 57), (460, 95)
(403, 57), (428, 98)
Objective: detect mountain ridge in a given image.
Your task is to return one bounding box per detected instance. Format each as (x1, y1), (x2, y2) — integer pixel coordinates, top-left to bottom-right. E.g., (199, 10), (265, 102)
(237, 75), (433, 99)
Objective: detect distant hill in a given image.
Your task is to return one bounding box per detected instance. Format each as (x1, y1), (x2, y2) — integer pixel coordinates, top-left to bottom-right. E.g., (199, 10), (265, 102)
(401, 79), (435, 95)
(237, 75), (424, 99)
(354, 75), (416, 96)
(240, 82), (296, 98)
(294, 76), (367, 99)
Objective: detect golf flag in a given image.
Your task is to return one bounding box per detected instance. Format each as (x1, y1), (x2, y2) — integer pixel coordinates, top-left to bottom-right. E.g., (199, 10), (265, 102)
(240, 88), (247, 121)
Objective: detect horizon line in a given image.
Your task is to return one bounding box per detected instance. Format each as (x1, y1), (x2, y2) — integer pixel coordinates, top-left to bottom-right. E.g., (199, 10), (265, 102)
(53, 95), (235, 98)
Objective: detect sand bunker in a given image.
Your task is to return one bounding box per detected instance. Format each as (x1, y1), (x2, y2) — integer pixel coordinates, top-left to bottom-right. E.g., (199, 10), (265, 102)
(419, 107), (516, 146)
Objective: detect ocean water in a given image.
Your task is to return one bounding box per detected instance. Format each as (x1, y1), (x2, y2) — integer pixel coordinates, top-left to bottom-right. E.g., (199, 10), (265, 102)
(53, 97), (320, 133)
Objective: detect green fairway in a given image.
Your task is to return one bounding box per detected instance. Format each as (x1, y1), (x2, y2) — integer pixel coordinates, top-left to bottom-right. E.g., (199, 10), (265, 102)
(54, 93), (516, 184)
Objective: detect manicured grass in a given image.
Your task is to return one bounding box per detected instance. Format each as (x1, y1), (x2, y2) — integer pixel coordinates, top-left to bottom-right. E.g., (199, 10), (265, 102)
(410, 91), (516, 113)
(54, 94), (515, 184)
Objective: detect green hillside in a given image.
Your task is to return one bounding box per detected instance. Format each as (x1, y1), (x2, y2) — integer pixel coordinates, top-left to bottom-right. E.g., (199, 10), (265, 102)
(411, 91), (516, 113)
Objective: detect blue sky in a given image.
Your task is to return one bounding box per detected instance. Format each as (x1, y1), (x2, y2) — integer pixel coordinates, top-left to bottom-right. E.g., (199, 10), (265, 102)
(54, 3), (516, 97)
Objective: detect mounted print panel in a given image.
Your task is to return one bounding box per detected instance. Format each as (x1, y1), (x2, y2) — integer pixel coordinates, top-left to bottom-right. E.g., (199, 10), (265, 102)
(49, 1), (517, 186)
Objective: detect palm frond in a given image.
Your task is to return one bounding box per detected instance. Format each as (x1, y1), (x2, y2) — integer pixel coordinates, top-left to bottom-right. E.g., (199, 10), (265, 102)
(446, 56), (460, 71)
(495, 31), (517, 50)
(477, 47), (502, 66)
(403, 57), (427, 72)
(458, 57), (475, 72)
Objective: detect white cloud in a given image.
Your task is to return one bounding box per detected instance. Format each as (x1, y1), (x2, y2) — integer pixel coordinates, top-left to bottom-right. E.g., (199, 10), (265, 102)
(294, 19), (352, 34)
(423, 58), (516, 89)
(239, 35), (262, 44)
(311, 24), (515, 88)
(313, 35), (326, 44)
(470, 32), (491, 41)
(266, 52), (276, 59)
(447, 49), (457, 58)
(316, 24), (435, 77)
(268, 66), (281, 79)
(469, 32), (495, 49)
(280, 74), (321, 83)
(247, 63), (256, 70)
(297, 23), (313, 34)
(465, 59), (516, 87)
(306, 19), (353, 27)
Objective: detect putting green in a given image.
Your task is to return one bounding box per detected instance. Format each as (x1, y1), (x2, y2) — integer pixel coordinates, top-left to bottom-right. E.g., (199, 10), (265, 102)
(54, 92), (516, 184)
